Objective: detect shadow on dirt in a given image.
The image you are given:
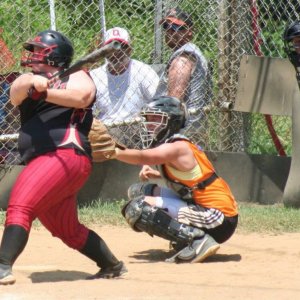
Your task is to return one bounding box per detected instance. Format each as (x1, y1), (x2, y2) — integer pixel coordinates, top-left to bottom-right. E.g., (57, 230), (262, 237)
(29, 270), (91, 283)
(204, 253), (242, 263)
(130, 249), (241, 263)
(130, 249), (172, 262)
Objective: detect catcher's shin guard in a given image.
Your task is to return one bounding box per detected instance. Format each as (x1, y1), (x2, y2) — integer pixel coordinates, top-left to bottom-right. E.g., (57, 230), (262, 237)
(123, 198), (204, 244)
(79, 230), (120, 269)
(127, 182), (158, 200)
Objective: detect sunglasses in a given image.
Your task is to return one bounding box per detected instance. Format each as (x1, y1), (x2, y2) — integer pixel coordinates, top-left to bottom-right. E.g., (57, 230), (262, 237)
(162, 22), (188, 32)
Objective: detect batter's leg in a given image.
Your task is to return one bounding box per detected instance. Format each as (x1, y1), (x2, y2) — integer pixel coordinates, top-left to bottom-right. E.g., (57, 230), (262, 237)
(0, 225), (29, 285)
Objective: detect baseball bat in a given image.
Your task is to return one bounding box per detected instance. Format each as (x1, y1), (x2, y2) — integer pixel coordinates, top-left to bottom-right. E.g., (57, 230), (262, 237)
(50, 41), (121, 79)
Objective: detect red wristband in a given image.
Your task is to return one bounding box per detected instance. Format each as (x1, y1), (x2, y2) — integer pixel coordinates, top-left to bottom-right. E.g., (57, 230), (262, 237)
(27, 87), (48, 101)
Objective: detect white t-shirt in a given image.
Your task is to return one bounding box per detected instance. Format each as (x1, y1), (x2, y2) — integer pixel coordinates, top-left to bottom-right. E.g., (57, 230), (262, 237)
(90, 59), (159, 123)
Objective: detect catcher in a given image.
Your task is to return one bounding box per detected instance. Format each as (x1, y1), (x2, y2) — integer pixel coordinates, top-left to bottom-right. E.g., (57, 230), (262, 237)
(91, 96), (238, 263)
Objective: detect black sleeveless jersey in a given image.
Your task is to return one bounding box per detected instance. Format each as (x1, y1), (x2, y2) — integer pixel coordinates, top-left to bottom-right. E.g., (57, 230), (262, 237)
(18, 76), (94, 163)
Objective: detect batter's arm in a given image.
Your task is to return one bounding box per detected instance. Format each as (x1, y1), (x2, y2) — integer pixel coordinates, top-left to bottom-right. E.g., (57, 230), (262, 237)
(45, 70), (96, 108)
(10, 73), (35, 106)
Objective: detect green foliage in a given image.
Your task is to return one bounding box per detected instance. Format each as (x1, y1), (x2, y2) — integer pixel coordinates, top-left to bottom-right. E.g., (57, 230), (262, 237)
(259, 19), (287, 58)
(246, 114), (292, 155)
(0, 0), (219, 66)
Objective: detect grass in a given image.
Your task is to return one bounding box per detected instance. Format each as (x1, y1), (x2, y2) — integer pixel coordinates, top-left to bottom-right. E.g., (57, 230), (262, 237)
(78, 199), (127, 227)
(237, 202), (300, 234)
(1, 201), (300, 234)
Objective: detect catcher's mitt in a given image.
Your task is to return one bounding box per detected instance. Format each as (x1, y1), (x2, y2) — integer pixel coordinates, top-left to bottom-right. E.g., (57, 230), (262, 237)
(88, 118), (126, 163)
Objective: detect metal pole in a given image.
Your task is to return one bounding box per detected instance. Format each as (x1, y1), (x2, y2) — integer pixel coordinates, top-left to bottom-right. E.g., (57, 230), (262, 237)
(153, 0), (163, 64)
(48, 0), (56, 30)
(283, 60), (300, 207)
(283, 85), (300, 208)
(217, 0), (231, 151)
(99, 0), (106, 42)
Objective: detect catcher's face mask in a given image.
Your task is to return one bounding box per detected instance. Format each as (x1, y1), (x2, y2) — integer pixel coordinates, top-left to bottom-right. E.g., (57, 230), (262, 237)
(140, 111), (168, 149)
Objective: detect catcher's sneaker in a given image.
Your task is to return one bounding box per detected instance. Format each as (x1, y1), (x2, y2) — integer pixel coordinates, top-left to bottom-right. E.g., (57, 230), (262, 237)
(190, 235), (220, 263)
(0, 263), (16, 285)
(166, 234), (219, 263)
(86, 261), (128, 280)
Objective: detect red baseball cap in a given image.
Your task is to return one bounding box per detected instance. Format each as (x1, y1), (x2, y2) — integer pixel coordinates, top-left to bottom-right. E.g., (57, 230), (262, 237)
(160, 8), (193, 27)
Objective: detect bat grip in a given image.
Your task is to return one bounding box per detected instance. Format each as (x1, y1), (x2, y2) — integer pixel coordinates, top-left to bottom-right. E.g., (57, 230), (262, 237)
(49, 69), (64, 80)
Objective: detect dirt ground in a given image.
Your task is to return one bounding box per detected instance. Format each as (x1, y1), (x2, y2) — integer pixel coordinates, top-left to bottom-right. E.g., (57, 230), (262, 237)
(1, 226), (300, 300)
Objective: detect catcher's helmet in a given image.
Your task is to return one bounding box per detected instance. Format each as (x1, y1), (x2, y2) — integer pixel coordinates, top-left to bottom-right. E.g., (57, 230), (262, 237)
(139, 96), (186, 149)
(21, 30), (74, 68)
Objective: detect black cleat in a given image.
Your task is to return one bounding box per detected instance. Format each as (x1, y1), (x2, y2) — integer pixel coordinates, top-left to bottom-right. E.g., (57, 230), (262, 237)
(86, 261), (128, 280)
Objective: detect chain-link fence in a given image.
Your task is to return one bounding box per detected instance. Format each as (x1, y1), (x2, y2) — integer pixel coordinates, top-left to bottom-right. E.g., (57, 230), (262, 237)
(0, 0), (299, 167)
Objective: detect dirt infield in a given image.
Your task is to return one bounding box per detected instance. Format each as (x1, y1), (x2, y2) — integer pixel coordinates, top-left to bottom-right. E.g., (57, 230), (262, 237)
(1, 226), (300, 300)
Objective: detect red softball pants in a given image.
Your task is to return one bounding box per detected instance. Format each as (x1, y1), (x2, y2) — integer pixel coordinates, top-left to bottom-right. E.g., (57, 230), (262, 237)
(5, 148), (92, 250)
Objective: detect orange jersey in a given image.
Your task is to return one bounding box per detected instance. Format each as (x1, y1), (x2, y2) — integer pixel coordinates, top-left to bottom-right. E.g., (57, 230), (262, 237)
(163, 141), (238, 217)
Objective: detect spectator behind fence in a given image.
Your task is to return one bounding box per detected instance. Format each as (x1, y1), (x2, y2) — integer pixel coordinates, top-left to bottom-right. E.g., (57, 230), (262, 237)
(0, 29), (20, 164)
(90, 27), (159, 148)
(0, 28), (16, 130)
(155, 8), (211, 143)
(0, 73), (20, 165)
(0, 73), (19, 130)
(0, 79), (10, 131)
(0, 79), (10, 164)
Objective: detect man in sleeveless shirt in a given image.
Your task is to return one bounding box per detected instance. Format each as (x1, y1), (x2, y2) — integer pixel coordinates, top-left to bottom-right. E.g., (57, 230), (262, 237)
(155, 8), (212, 146)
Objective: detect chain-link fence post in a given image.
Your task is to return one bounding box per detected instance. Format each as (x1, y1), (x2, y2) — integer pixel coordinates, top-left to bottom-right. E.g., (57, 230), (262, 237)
(152, 0), (163, 64)
(48, 0), (56, 30)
